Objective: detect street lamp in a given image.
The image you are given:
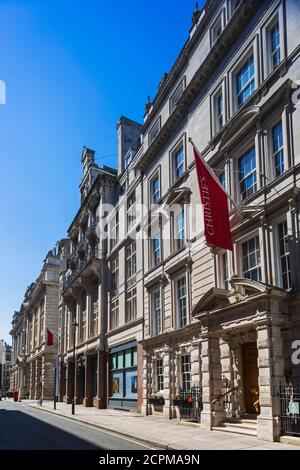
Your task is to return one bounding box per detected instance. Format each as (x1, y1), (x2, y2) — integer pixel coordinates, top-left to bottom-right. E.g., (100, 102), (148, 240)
(71, 320), (79, 415)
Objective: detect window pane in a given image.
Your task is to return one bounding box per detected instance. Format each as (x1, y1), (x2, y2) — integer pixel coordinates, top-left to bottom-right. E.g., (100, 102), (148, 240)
(242, 236), (261, 282)
(239, 147), (257, 200)
(278, 221), (291, 290)
(133, 348), (137, 366)
(125, 349), (132, 368)
(236, 56), (255, 108)
(112, 372), (123, 397)
(125, 370), (138, 398)
(111, 353), (117, 370)
(117, 351), (123, 369)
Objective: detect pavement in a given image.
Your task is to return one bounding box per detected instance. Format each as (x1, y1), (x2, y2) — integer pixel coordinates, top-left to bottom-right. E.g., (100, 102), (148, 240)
(8, 398), (300, 450)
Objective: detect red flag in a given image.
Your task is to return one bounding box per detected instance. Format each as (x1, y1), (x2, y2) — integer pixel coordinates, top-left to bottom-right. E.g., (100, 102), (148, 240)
(193, 146), (233, 251)
(46, 328), (54, 346)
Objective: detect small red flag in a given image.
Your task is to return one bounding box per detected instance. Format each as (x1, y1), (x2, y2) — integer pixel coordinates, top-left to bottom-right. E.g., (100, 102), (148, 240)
(193, 146), (233, 251)
(46, 328), (54, 346)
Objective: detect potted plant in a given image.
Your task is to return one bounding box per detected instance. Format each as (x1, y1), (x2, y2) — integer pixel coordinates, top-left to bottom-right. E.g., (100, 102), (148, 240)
(148, 393), (165, 406)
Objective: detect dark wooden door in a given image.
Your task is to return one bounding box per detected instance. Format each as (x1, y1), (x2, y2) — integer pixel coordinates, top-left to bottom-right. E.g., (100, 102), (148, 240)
(242, 342), (260, 415)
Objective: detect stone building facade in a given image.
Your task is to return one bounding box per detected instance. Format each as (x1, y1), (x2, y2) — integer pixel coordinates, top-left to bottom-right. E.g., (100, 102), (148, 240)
(135, 0), (300, 442)
(10, 250), (63, 400)
(58, 147), (117, 408)
(0, 340), (12, 395)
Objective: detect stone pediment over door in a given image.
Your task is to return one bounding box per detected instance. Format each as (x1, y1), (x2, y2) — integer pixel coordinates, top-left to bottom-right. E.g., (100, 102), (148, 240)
(192, 287), (230, 317)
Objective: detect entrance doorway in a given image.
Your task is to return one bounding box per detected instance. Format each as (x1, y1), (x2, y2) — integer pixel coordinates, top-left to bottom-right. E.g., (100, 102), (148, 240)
(242, 342), (259, 415)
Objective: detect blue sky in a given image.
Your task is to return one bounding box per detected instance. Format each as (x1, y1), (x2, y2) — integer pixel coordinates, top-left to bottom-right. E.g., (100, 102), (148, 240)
(0, 0), (203, 342)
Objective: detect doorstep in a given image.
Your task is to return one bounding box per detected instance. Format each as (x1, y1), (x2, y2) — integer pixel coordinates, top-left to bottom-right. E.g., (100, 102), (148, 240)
(279, 436), (300, 446)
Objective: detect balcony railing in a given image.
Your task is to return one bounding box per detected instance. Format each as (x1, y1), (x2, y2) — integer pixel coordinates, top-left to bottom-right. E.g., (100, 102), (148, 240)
(62, 247), (101, 293)
(85, 217), (99, 239)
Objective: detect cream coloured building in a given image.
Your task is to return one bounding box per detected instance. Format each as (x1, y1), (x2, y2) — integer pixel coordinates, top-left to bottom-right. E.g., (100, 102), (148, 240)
(10, 250), (63, 400)
(133, 0), (300, 442)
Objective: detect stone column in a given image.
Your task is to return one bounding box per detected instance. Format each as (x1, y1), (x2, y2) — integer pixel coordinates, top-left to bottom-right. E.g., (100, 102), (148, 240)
(83, 353), (92, 407)
(29, 362), (35, 399)
(256, 316), (285, 441)
(220, 336), (234, 417)
(19, 367), (24, 400)
(137, 342), (143, 413)
(94, 348), (106, 409)
(42, 355), (55, 400)
(142, 351), (151, 416)
(65, 359), (73, 404)
(34, 359), (41, 400)
(190, 342), (201, 388)
(59, 359), (65, 402)
(231, 339), (244, 418)
(162, 348), (171, 419)
(200, 333), (225, 429)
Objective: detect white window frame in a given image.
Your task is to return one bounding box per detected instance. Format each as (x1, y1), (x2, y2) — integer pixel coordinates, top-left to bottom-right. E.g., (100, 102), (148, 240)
(149, 169), (161, 205)
(235, 54), (255, 110)
(241, 234), (262, 282)
(172, 203), (186, 252)
(151, 289), (162, 336)
(228, 41), (259, 116)
(156, 359), (164, 392)
(170, 137), (186, 185)
(262, 6), (285, 80)
(277, 219), (291, 290)
(271, 120), (284, 179)
(110, 298), (119, 330)
(273, 218), (292, 291)
(181, 355), (191, 392)
(126, 241), (137, 279)
(126, 287), (137, 322)
(127, 192), (136, 232)
(111, 256), (119, 293)
(110, 210), (119, 250)
(213, 88), (224, 134)
(175, 274), (188, 329)
(151, 231), (161, 267)
(238, 145), (257, 201)
(218, 251), (230, 290)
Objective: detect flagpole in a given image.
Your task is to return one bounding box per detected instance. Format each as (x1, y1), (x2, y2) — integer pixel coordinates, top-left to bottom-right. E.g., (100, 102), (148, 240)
(188, 137), (241, 213)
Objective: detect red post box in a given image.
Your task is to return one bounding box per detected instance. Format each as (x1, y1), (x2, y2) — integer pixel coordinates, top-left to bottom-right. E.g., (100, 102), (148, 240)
(13, 390), (19, 402)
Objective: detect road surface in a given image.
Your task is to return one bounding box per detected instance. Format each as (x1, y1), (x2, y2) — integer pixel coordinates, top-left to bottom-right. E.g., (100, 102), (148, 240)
(0, 400), (152, 450)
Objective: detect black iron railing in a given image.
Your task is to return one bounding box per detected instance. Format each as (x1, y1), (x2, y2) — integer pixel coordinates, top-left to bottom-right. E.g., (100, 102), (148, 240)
(173, 387), (202, 422)
(279, 377), (300, 436)
(62, 247), (100, 292)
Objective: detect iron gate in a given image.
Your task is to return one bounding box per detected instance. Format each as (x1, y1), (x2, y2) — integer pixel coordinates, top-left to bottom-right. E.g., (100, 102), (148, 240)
(175, 387), (203, 422)
(279, 377), (300, 436)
